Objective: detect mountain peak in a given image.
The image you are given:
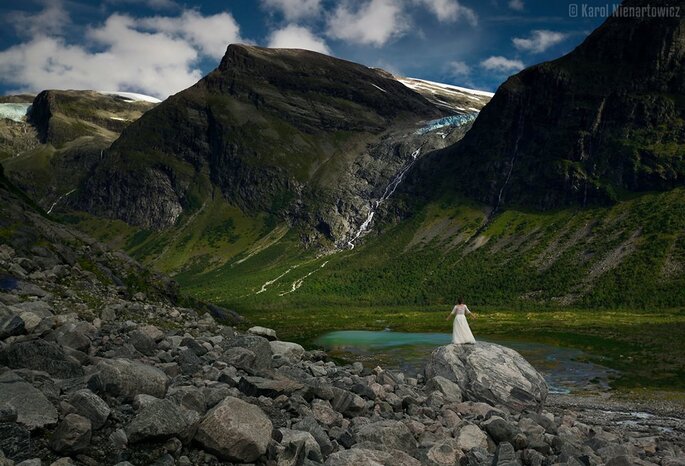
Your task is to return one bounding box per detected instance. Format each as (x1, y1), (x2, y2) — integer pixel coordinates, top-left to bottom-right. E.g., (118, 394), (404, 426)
(415, 0), (685, 210)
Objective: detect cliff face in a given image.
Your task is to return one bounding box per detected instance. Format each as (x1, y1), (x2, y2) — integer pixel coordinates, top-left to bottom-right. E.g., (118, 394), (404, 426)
(1, 90), (157, 211)
(76, 45), (485, 244)
(415, 0), (685, 211)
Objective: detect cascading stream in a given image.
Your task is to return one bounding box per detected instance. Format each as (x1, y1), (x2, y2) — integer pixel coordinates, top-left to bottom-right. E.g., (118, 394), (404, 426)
(346, 147), (421, 249)
(47, 189), (76, 215)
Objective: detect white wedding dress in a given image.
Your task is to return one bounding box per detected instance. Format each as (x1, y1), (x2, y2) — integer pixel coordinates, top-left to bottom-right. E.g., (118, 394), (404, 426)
(450, 304), (475, 344)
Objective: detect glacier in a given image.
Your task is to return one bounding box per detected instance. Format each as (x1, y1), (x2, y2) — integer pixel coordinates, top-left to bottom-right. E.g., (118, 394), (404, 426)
(0, 103), (31, 123)
(415, 113), (478, 135)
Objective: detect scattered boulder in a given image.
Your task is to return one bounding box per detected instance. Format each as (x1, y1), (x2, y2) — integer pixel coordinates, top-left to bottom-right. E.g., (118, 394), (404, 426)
(325, 448), (422, 466)
(248, 326), (278, 341)
(0, 371), (58, 429)
(195, 396), (272, 462)
(355, 420), (418, 456)
(237, 375), (304, 398)
(455, 424), (488, 451)
(0, 340), (84, 378)
(50, 414), (92, 453)
(0, 314), (24, 339)
(0, 422), (32, 462)
(493, 442), (518, 466)
(90, 358), (169, 400)
(128, 329), (157, 356)
(220, 346), (257, 371)
(331, 387), (367, 416)
(292, 416), (334, 457)
(483, 416), (520, 444)
(222, 335), (272, 370)
(425, 375), (462, 403)
(279, 428), (323, 463)
(424, 438), (464, 466)
(426, 343), (548, 412)
(270, 340), (305, 365)
(49, 321), (94, 352)
(125, 398), (199, 443)
(68, 389), (111, 430)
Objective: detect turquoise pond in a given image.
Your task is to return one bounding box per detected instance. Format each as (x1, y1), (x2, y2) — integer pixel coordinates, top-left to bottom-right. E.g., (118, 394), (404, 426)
(314, 330), (618, 394)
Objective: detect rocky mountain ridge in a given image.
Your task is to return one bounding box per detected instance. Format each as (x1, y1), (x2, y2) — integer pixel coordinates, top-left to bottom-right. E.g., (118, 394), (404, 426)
(411, 0), (685, 212)
(1, 90), (157, 212)
(73, 45), (489, 246)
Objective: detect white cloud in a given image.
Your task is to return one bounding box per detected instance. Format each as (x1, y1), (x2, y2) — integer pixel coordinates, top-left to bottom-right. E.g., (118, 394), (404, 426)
(508, 0), (524, 11)
(447, 60), (471, 77)
(268, 25), (330, 54)
(513, 30), (567, 54)
(0, 4), (248, 99)
(480, 56), (524, 73)
(416, 0), (478, 25)
(261, 0), (322, 20)
(327, 0), (408, 47)
(7, 0), (70, 38)
(139, 10), (243, 60)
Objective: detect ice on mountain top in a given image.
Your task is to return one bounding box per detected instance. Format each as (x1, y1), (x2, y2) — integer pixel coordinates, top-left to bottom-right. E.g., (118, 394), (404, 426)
(0, 103), (31, 123)
(98, 91), (161, 103)
(416, 114), (478, 135)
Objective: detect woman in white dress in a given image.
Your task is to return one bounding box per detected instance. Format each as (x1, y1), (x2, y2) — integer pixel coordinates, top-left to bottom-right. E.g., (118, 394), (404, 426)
(446, 297), (476, 344)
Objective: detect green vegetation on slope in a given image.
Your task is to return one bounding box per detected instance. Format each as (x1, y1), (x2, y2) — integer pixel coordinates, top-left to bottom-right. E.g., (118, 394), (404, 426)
(176, 189), (685, 311)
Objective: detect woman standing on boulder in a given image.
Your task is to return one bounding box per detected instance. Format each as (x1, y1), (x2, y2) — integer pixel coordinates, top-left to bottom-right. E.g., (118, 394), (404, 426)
(446, 297), (476, 344)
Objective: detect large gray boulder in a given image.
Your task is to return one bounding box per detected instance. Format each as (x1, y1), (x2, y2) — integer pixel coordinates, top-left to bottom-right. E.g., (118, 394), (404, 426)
(425, 375), (462, 403)
(222, 335), (272, 370)
(125, 397), (199, 443)
(355, 420), (418, 456)
(195, 396), (272, 462)
(0, 371), (58, 430)
(90, 358), (169, 400)
(325, 448), (422, 466)
(279, 428), (323, 463)
(425, 342), (548, 412)
(50, 414), (92, 453)
(270, 341), (305, 366)
(68, 389), (111, 430)
(0, 340), (83, 378)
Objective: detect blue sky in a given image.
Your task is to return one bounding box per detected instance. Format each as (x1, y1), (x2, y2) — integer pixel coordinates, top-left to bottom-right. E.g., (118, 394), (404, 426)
(0, 0), (611, 99)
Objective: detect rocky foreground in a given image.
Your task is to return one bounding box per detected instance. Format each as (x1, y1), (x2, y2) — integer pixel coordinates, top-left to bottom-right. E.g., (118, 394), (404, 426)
(1, 236), (684, 466)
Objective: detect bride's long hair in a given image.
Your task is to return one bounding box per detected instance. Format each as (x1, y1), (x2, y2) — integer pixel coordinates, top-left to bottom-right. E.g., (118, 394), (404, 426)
(456, 296), (464, 305)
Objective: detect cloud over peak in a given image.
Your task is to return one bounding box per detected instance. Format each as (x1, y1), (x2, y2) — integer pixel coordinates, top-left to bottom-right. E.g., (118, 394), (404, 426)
(326, 0), (408, 47)
(513, 30), (567, 54)
(416, 0), (478, 25)
(268, 25), (330, 54)
(480, 55), (525, 73)
(0, 4), (244, 98)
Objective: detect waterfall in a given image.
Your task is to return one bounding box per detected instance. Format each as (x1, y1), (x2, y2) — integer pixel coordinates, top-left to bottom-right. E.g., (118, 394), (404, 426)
(279, 261), (329, 296)
(47, 189), (76, 215)
(346, 148), (421, 249)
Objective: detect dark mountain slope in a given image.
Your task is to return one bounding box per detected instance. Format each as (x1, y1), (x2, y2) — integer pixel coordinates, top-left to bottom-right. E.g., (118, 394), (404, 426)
(1, 90), (157, 211)
(413, 0), (685, 211)
(76, 45), (453, 240)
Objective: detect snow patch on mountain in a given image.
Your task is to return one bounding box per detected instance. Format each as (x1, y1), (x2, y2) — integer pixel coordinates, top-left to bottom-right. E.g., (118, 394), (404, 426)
(0, 103), (31, 122)
(396, 77), (493, 114)
(98, 91), (162, 103)
(398, 77), (494, 98)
